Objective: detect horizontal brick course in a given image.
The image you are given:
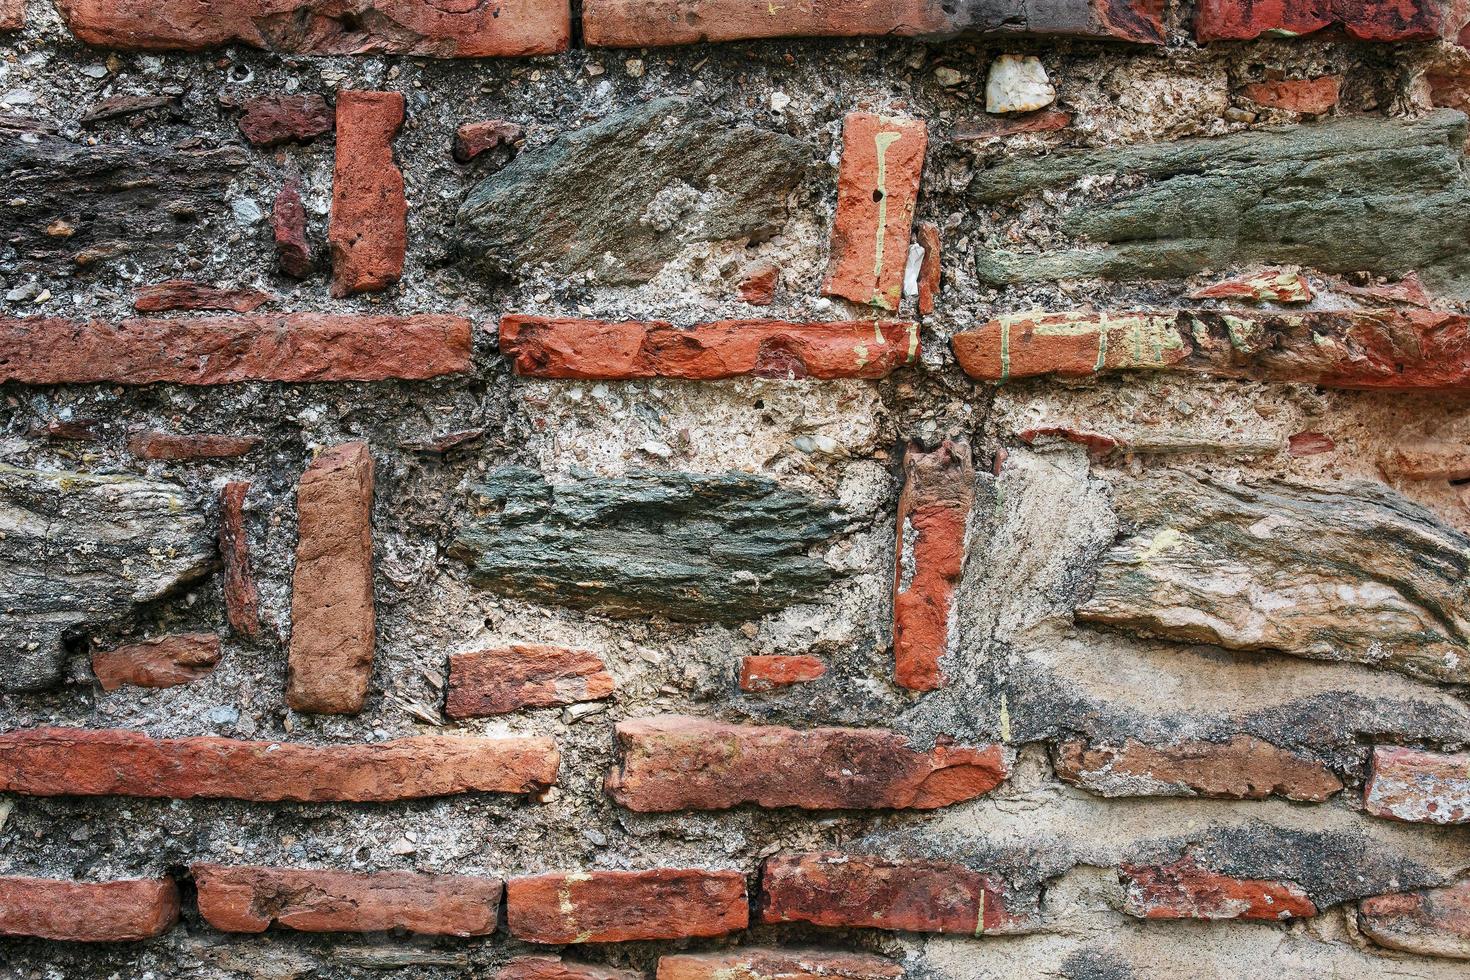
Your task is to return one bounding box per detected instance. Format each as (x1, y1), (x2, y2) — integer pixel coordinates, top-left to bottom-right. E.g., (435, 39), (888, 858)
(0, 728), (559, 802)
(1196, 0), (1447, 42)
(1121, 856), (1317, 920)
(446, 645), (614, 718)
(506, 869), (748, 943)
(1052, 736), (1343, 802)
(128, 431), (262, 461)
(0, 877), (179, 942)
(1365, 746), (1470, 824)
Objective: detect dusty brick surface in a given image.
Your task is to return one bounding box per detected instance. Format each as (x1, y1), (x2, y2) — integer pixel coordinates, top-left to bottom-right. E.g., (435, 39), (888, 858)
(506, 869), (748, 943)
(237, 94), (333, 147)
(1365, 747), (1470, 824)
(1360, 880), (1470, 959)
(132, 280), (274, 313)
(446, 644), (614, 717)
(0, 877), (179, 942)
(91, 633), (221, 691)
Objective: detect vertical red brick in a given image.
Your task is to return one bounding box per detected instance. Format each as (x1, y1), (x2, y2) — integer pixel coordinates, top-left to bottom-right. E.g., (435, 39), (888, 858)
(506, 869), (748, 943)
(0, 877), (179, 941)
(894, 440), (974, 691)
(916, 221), (941, 315)
(288, 442), (374, 715)
(273, 180), (315, 279)
(329, 91), (405, 298)
(91, 633), (221, 691)
(1121, 856), (1317, 920)
(220, 481), (261, 640)
(822, 112), (927, 311)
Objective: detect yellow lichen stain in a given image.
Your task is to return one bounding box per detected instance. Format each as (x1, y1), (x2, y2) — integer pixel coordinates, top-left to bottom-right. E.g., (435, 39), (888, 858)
(1134, 528), (1185, 564)
(870, 128), (904, 308)
(905, 321), (919, 363)
(999, 693), (1011, 743)
(974, 887), (986, 937)
(854, 343), (870, 369)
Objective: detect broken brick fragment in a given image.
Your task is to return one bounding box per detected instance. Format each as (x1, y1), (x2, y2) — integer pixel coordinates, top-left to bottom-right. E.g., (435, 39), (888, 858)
(1288, 431), (1336, 457)
(739, 655), (826, 692)
(133, 280), (274, 313)
(1359, 880), (1470, 959)
(454, 119), (524, 162)
(502, 957), (643, 980)
(91, 633), (221, 691)
(238, 94), (333, 147)
(1196, 0), (1446, 41)
(1121, 856), (1317, 920)
(0, 0), (21, 31)
(1189, 269), (1313, 304)
(736, 261), (780, 305)
(1240, 76), (1341, 114)
(220, 481), (261, 640)
(657, 950), (902, 980)
(1364, 746), (1470, 824)
(0, 877), (179, 942)
(329, 91), (406, 297)
(953, 109), (1072, 140)
(506, 869), (748, 943)
(272, 180), (315, 279)
(916, 221), (941, 315)
(1052, 736), (1342, 802)
(446, 645), (614, 718)
(128, 431), (262, 460)
(1379, 440), (1470, 481)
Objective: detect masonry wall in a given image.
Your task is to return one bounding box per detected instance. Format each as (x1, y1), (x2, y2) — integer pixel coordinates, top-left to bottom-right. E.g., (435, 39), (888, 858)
(2, 1), (1470, 978)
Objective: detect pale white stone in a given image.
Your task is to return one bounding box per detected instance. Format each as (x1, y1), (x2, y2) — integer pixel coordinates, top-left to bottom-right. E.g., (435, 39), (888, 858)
(986, 55), (1056, 114)
(902, 243), (925, 297)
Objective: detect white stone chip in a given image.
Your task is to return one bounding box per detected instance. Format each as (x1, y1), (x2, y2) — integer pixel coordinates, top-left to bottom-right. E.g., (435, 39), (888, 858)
(986, 55), (1056, 114)
(902, 243), (925, 297)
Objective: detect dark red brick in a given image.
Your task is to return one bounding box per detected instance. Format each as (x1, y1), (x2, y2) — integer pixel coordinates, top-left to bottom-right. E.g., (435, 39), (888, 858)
(446, 645), (614, 718)
(454, 119), (523, 162)
(1365, 746), (1470, 824)
(91, 633), (221, 691)
(739, 655), (826, 693)
(1121, 856), (1316, 920)
(894, 440), (973, 691)
(128, 431), (262, 461)
(1360, 880), (1470, 959)
(272, 180), (315, 279)
(0, 877), (179, 942)
(238, 94), (333, 147)
(506, 869), (748, 943)
(220, 481), (261, 640)
(916, 221), (941, 316)
(133, 280), (274, 313)
(330, 91), (405, 298)
(658, 950), (902, 980)
(1196, 0), (1445, 42)
(953, 110), (1072, 141)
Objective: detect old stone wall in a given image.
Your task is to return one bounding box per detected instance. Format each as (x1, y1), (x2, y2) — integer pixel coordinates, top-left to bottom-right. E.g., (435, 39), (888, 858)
(2, 1), (1470, 977)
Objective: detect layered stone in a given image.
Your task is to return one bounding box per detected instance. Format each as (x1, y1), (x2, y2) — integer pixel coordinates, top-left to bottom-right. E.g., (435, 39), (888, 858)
(1052, 737), (1342, 802)
(446, 645), (614, 718)
(506, 869), (748, 943)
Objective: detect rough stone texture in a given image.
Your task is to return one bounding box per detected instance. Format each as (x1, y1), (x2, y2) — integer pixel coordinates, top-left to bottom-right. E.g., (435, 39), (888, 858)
(1240, 77), (1340, 114)
(219, 481), (261, 640)
(1188, 269), (1313, 304)
(605, 716), (1008, 812)
(1196, 0), (1447, 41)
(1381, 440), (1470, 480)
(0, 728), (560, 801)
(985, 54), (1055, 114)
(1077, 472), (1470, 685)
(457, 97), (810, 286)
(0, 314), (472, 384)
(1365, 747), (1470, 824)
(503, 957), (643, 980)
(237, 94), (333, 147)
(271, 180), (314, 279)
(0, 465), (215, 691)
(91, 633), (222, 691)
(288, 442), (375, 716)
(1121, 856), (1317, 920)
(740, 654), (827, 692)
(1053, 737), (1343, 802)
(968, 110), (1470, 296)
(193, 865), (501, 936)
(500, 316), (919, 380)
(952, 309), (1470, 389)
(132, 280), (274, 313)
(329, 91), (405, 298)
(0, 877), (179, 942)
(760, 852), (1027, 934)
(893, 440), (974, 690)
(454, 120), (523, 163)
(822, 112), (926, 311)
(446, 645), (614, 717)
(1360, 880), (1470, 959)
(450, 467), (847, 622)
(55, 0), (572, 56)
(506, 870), (748, 943)
(657, 950), (902, 980)
(128, 431), (262, 460)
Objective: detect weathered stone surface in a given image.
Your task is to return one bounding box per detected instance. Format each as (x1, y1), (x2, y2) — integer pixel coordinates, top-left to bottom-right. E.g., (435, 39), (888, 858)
(986, 54), (1055, 113)
(968, 111), (1470, 295)
(128, 431), (262, 461)
(1365, 746), (1470, 824)
(272, 180), (314, 279)
(506, 869), (748, 943)
(288, 442), (375, 715)
(760, 852), (1028, 934)
(193, 865), (501, 936)
(56, 0), (571, 56)
(1360, 880), (1470, 959)
(499, 316), (919, 380)
(446, 645), (614, 718)
(1121, 856), (1316, 920)
(1077, 473), (1470, 684)
(450, 467), (846, 622)
(894, 440), (974, 691)
(329, 91), (405, 298)
(0, 877), (179, 942)
(1380, 440), (1470, 481)
(238, 94), (333, 146)
(1337, 271), (1436, 308)
(658, 950), (902, 980)
(132, 280), (274, 313)
(583, 0), (1166, 46)
(0, 728), (560, 801)
(91, 633), (221, 691)
(0, 314), (472, 384)
(951, 309), (1470, 389)
(1189, 269), (1312, 304)
(456, 97), (809, 286)
(1, 129), (246, 275)
(917, 221), (941, 315)
(605, 716), (1008, 812)
(1196, 0), (1446, 42)
(503, 957), (642, 980)
(822, 112), (926, 311)
(454, 120), (523, 162)
(1241, 77), (1340, 114)
(220, 481), (261, 640)
(1053, 736), (1342, 802)
(740, 654), (826, 692)
(1076, 473), (1470, 687)
(0, 466), (214, 691)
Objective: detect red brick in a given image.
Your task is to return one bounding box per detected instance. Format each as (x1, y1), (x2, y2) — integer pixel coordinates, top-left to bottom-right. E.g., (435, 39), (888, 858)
(220, 481), (261, 640)
(953, 110), (1073, 141)
(1365, 746), (1470, 824)
(28, 419), (99, 442)
(1335, 272), (1435, 308)
(288, 442), (374, 716)
(92, 633), (221, 692)
(0, 877), (179, 942)
(330, 91), (405, 298)
(454, 119), (523, 162)
(133, 280), (274, 313)
(502, 957), (643, 980)
(193, 865), (501, 936)
(822, 113), (927, 311)
(1288, 431), (1336, 457)
(1240, 77), (1341, 114)
(238, 94), (333, 147)
(605, 715), (1008, 812)
(736, 262), (780, 306)
(506, 869), (748, 943)
(583, 0), (1164, 46)
(0, 313), (471, 385)
(657, 950), (902, 980)
(1017, 426), (1121, 454)
(1360, 880), (1470, 959)
(1, 0), (21, 31)
(1052, 736), (1342, 802)
(951, 309), (1470, 389)
(916, 222), (941, 316)
(499, 316), (919, 380)
(894, 440), (973, 691)
(128, 431), (262, 461)
(0, 727), (559, 801)
(760, 852), (1026, 935)
(56, 0), (571, 56)
(1189, 269), (1313, 304)
(273, 180), (315, 279)
(739, 655), (826, 693)
(446, 645), (614, 718)
(1196, 0), (1446, 41)
(1121, 856), (1316, 920)
(1380, 440), (1470, 480)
